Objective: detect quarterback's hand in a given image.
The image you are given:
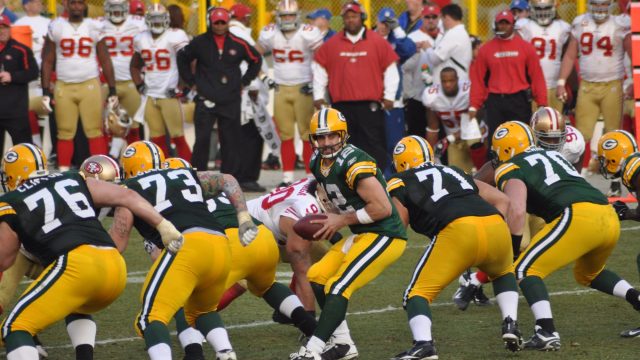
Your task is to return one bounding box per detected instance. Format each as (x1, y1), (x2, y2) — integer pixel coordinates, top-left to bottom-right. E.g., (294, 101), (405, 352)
(237, 211), (258, 246)
(312, 213), (347, 241)
(41, 96), (53, 113)
(612, 201), (629, 221)
(156, 219), (184, 253)
(556, 85), (568, 103)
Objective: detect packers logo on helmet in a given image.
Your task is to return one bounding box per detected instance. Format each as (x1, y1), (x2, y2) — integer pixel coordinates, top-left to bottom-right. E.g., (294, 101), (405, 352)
(392, 136), (434, 173)
(120, 141), (165, 179)
(490, 121), (536, 165)
(163, 157), (192, 169)
(597, 130), (638, 179)
(80, 155), (121, 183)
(309, 108), (349, 159)
(1, 143), (48, 191)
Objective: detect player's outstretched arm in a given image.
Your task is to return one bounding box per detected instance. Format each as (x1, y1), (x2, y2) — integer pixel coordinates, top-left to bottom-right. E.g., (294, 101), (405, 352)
(475, 179), (510, 218)
(0, 222), (20, 271)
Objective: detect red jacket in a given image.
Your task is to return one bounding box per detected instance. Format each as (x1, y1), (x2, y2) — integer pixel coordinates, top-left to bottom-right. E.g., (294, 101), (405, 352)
(470, 35), (547, 109)
(314, 29), (398, 103)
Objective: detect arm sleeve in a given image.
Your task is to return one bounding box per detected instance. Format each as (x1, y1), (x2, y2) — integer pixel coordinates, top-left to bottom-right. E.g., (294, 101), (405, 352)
(312, 60), (328, 101)
(383, 63), (400, 102)
(469, 52), (488, 109)
(526, 42), (548, 106)
(177, 40), (196, 87)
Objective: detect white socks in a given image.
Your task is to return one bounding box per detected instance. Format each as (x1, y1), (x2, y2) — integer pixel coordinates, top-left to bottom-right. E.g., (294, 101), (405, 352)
(530, 300), (553, 320)
(147, 343), (171, 360)
(613, 280), (633, 299)
(7, 345), (39, 360)
(495, 291), (519, 321)
(178, 327), (204, 349)
(67, 318), (96, 348)
(205, 327), (232, 352)
(279, 295), (304, 318)
(409, 315), (432, 342)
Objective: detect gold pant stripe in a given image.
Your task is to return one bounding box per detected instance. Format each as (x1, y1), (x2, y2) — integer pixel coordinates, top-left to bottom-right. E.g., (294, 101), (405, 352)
(402, 236), (436, 305)
(516, 207), (571, 279)
(329, 235), (391, 296)
(136, 250), (175, 333)
(2, 254), (66, 338)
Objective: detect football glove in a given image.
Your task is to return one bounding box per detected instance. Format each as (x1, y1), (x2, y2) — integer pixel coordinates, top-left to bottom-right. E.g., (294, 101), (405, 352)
(612, 200), (629, 221)
(260, 75), (278, 90)
(237, 211), (258, 247)
(136, 82), (147, 95)
(41, 96), (53, 113)
(166, 88), (178, 98)
(300, 83), (313, 95)
(156, 219), (184, 253)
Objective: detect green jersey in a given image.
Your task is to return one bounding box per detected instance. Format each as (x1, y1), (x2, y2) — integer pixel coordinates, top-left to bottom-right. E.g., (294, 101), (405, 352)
(495, 148), (608, 222)
(206, 195), (238, 229)
(0, 172), (114, 266)
(387, 163), (499, 238)
(310, 144), (407, 239)
(124, 168), (224, 249)
(621, 152), (640, 192)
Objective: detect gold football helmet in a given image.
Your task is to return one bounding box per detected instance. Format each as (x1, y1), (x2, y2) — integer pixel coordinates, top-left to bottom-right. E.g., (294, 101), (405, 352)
(588, 0), (611, 22)
(530, 0), (557, 26)
(163, 157), (192, 169)
(530, 106), (566, 151)
(105, 106), (132, 138)
(146, 3), (170, 35)
(1, 143), (48, 191)
(597, 130), (638, 178)
(275, 0), (300, 31)
(104, 0), (128, 24)
(309, 107), (349, 159)
(121, 141), (165, 179)
(490, 121), (536, 164)
(392, 136), (434, 173)
(80, 155), (121, 182)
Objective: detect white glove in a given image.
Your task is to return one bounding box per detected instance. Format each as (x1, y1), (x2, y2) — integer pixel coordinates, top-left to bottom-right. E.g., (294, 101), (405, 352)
(156, 219), (184, 253)
(237, 211), (258, 247)
(107, 95), (119, 111)
(42, 96), (53, 113)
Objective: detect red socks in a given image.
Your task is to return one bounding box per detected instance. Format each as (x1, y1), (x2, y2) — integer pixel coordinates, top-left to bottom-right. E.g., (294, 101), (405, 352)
(281, 139), (296, 172)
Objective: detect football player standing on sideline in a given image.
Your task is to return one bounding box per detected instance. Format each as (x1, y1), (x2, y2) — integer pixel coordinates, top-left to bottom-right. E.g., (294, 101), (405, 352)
(41, 0), (116, 171)
(290, 108), (407, 360)
(492, 121), (640, 350)
(556, 0), (631, 196)
(100, 0), (146, 158)
(131, 3), (191, 160)
(257, 0), (323, 187)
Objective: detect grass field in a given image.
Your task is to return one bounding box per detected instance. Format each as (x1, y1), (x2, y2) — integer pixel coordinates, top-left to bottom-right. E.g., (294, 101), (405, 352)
(5, 222), (640, 360)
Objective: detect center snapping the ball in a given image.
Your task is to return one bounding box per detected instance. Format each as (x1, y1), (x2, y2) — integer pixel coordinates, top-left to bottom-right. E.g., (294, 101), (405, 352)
(293, 214), (327, 240)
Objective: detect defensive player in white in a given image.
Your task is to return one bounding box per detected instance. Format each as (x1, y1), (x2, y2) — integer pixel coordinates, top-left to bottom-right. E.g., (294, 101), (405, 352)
(422, 67), (488, 173)
(131, 3), (191, 160)
(100, 0), (147, 158)
(14, 0), (50, 153)
(41, 0), (116, 170)
(518, 0), (571, 112)
(257, 0), (324, 186)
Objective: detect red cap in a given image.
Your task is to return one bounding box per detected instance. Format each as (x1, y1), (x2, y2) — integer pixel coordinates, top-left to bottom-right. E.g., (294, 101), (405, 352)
(230, 4), (251, 20)
(209, 8), (230, 24)
(341, 2), (363, 16)
(0, 14), (11, 27)
(422, 5), (440, 17)
(129, 0), (145, 15)
(495, 10), (514, 24)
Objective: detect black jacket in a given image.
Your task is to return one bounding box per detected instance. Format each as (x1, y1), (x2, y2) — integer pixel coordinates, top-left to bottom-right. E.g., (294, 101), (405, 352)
(0, 38), (38, 118)
(177, 31), (261, 106)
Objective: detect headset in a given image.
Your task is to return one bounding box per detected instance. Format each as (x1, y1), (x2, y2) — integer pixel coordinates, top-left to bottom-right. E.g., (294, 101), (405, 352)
(206, 6), (229, 28)
(344, 0), (368, 21)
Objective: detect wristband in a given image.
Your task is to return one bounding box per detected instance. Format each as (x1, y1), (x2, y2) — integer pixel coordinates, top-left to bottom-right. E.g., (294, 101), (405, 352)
(108, 86), (117, 97)
(356, 208), (374, 224)
(237, 210), (252, 225)
(426, 127), (440, 133)
(556, 79), (566, 86)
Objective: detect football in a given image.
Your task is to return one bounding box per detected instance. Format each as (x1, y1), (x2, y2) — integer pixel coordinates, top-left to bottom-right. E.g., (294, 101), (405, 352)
(293, 214), (328, 240)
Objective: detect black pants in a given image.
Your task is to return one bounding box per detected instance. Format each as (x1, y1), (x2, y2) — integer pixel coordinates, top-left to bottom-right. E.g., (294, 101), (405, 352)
(0, 116), (33, 146)
(241, 120), (264, 183)
(485, 91), (532, 147)
(333, 101), (389, 171)
(404, 98), (427, 137)
(192, 100), (256, 182)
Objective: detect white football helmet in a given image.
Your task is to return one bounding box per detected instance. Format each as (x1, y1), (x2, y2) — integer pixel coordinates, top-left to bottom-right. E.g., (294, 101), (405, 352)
(276, 0), (300, 32)
(588, 0), (612, 23)
(146, 3), (169, 35)
(530, 0), (557, 26)
(104, 0), (128, 24)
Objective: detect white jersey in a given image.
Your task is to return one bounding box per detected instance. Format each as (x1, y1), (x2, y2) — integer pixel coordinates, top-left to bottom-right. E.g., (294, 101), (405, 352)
(247, 178), (322, 243)
(133, 29), (189, 98)
(14, 15), (51, 68)
(100, 15), (147, 81)
(47, 17), (104, 83)
(571, 14), (630, 82)
(422, 81), (469, 136)
(518, 19), (571, 89)
(561, 125), (585, 165)
(402, 29), (441, 101)
(258, 24), (323, 85)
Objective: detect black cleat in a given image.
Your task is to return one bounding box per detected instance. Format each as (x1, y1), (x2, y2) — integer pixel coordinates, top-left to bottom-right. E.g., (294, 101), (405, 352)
(473, 285), (492, 306)
(262, 154), (281, 170)
(501, 316), (523, 352)
(523, 325), (560, 351)
(390, 341), (438, 360)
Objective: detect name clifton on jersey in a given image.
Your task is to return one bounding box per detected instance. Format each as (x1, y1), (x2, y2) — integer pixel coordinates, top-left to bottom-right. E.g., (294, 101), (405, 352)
(16, 173), (63, 192)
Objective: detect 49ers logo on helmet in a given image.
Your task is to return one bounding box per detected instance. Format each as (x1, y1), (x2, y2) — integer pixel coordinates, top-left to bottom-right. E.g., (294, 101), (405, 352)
(4, 151), (18, 163)
(84, 161), (103, 175)
(123, 147), (137, 158)
(602, 139), (618, 150)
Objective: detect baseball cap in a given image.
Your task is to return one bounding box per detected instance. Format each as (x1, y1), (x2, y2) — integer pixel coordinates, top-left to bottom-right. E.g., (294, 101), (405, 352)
(510, 0), (529, 11)
(209, 8), (230, 24)
(230, 4), (251, 20)
(495, 10), (515, 24)
(307, 8), (332, 20)
(341, 2), (363, 16)
(130, 0), (145, 15)
(377, 7), (395, 22)
(0, 15), (10, 27)
(422, 5), (441, 17)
